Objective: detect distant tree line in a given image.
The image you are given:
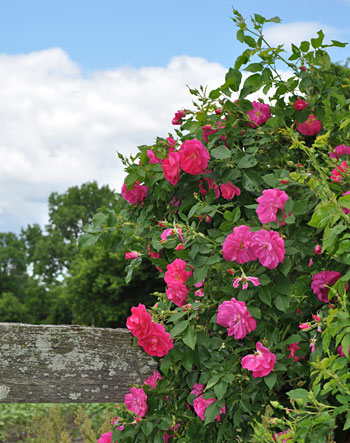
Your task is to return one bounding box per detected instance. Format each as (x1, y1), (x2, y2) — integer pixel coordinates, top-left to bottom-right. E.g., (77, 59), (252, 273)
(0, 181), (162, 327)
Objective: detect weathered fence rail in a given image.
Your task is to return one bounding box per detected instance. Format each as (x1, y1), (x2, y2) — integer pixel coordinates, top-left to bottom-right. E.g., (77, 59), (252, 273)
(0, 323), (157, 403)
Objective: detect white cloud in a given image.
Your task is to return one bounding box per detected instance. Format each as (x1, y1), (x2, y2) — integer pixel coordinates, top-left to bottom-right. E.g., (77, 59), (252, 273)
(0, 49), (227, 233)
(264, 22), (338, 48)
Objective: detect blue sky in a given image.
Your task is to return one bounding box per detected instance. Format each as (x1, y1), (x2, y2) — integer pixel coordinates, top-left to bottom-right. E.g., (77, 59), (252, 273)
(0, 1), (350, 233)
(0, 0), (349, 71)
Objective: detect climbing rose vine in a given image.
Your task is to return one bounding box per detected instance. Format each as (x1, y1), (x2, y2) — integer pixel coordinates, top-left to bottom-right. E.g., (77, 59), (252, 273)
(81, 9), (350, 443)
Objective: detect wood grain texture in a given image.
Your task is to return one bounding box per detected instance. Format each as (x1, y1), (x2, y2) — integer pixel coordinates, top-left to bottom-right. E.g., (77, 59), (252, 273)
(0, 323), (157, 403)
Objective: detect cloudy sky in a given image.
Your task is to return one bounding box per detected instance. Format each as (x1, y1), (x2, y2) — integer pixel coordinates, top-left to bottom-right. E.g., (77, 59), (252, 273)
(1, 0), (350, 233)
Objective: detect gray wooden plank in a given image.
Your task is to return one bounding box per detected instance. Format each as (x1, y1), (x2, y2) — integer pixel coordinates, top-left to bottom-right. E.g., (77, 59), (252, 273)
(0, 323), (157, 403)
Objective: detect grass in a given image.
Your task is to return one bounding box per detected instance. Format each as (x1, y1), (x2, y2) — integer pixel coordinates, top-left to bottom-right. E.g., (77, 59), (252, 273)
(0, 403), (116, 442)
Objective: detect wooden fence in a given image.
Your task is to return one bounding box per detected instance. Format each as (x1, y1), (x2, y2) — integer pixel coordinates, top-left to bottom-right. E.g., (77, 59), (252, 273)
(0, 323), (157, 403)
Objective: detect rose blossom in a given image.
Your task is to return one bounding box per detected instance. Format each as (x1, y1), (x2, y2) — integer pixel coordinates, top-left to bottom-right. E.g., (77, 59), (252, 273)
(256, 188), (290, 224)
(216, 297), (256, 339)
(329, 144), (350, 160)
(287, 342), (305, 362)
(172, 110), (185, 125)
(220, 182), (241, 200)
(166, 283), (189, 307)
(164, 258), (192, 285)
(179, 139), (210, 175)
(330, 161), (349, 182)
(121, 181), (148, 205)
(247, 101), (271, 127)
(296, 114), (322, 136)
(126, 303), (153, 339)
(241, 342), (276, 378)
(147, 150), (163, 164)
(144, 371), (163, 390)
(162, 152), (180, 185)
(166, 136), (176, 148)
(337, 344), (350, 357)
(314, 245), (322, 255)
(222, 225), (256, 264)
(299, 323), (311, 330)
(98, 432), (113, 443)
(202, 124), (218, 142)
(233, 276), (260, 290)
(191, 383), (204, 396)
(124, 387), (148, 417)
(138, 322), (174, 357)
(341, 191), (350, 214)
(193, 395), (226, 421)
(294, 97), (308, 110)
(311, 271), (343, 303)
(125, 251), (139, 259)
(251, 229), (285, 269)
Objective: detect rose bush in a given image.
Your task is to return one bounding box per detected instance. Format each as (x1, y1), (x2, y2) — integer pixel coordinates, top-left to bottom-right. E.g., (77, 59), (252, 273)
(80, 9), (350, 442)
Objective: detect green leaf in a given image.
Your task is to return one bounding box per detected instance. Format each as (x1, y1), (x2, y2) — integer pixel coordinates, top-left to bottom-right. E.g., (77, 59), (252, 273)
(300, 41), (310, 52)
(258, 288), (271, 306)
(188, 202), (202, 219)
(160, 353), (171, 376)
(245, 63), (264, 73)
(193, 266), (208, 284)
(243, 35), (256, 48)
(168, 310), (187, 323)
(170, 320), (188, 338)
(341, 334), (350, 358)
(236, 30), (244, 43)
(183, 326), (197, 350)
(267, 16), (281, 23)
(238, 155), (257, 169)
(344, 412), (350, 431)
(287, 388), (310, 402)
(242, 171), (262, 192)
(125, 257), (142, 284)
(224, 68), (242, 92)
(211, 145), (231, 159)
(204, 401), (220, 425)
(214, 381), (227, 400)
(78, 233), (100, 248)
(209, 88), (221, 100)
(308, 203), (340, 228)
(239, 74), (263, 99)
(274, 294), (290, 312)
(264, 372), (277, 390)
(331, 40), (347, 48)
(141, 420), (154, 436)
(254, 14), (265, 24)
(311, 30), (325, 49)
(339, 194), (350, 209)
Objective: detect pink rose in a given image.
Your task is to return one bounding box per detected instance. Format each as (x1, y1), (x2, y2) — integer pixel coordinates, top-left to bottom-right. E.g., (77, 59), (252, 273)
(217, 297), (256, 339)
(256, 188), (289, 224)
(202, 125), (218, 142)
(126, 303), (153, 339)
(251, 229), (285, 269)
(121, 180), (148, 205)
(164, 258), (192, 285)
(143, 371), (163, 390)
(124, 387), (148, 417)
(98, 432), (113, 443)
(172, 110), (185, 125)
(199, 178), (220, 198)
(294, 97), (308, 111)
(337, 344), (350, 357)
(329, 144), (350, 160)
(299, 323), (311, 330)
(166, 283), (189, 307)
(233, 276), (260, 290)
(222, 225), (256, 264)
(342, 191), (350, 214)
(287, 342), (305, 362)
(241, 342), (276, 378)
(191, 383), (204, 396)
(166, 136), (176, 148)
(193, 395), (225, 421)
(296, 114), (322, 136)
(138, 322), (174, 357)
(125, 251), (139, 259)
(179, 139), (210, 175)
(147, 150), (163, 164)
(162, 152), (180, 185)
(220, 182), (241, 200)
(314, 245), (322, 255)
(330, 161), (349, 182)
(311, 270), (343, 303)
(247, 101), (271, 127)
